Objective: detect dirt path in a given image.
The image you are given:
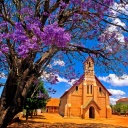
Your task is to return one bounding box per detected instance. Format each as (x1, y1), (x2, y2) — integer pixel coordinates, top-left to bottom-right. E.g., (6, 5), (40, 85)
(8, 113), (128, 128)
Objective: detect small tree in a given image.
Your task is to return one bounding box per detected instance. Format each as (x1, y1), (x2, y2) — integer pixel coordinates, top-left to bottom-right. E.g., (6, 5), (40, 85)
(110, 104), (115, 114)
(122, 105), (128, 116)
(24, 80), (49, 120)
(114, 103), (122, 115)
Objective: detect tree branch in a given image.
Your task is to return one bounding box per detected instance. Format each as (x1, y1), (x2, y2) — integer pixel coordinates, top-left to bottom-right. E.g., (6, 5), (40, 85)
(62, 44), (110, 60)
(103, 19), (128, 32)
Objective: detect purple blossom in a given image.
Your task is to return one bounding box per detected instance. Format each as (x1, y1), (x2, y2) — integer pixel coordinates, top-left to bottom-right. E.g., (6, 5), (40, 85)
(59, 2), (68, 9)
(0, 22), (8, 27)
(33, 79), (40, 85)
(1, 44), (9, 53)
(50, 75), (59, 84)
(37, 91), (42, 98)
(70, 0), (81, 5)
(98, 35), (105, 42)
(18, 45), (29, 58)
(0, 51), (2, 55)
(19, 7), (34, 16)
(0, 0), (115, 59)
(43, 12), (49, 16)
(49, 14), (57, 20)
(42, 22), (71, 47)
(124, 37), (128, 42)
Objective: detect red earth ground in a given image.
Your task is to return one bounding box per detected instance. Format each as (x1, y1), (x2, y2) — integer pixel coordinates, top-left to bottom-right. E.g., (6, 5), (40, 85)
(8, 113), (128, 128)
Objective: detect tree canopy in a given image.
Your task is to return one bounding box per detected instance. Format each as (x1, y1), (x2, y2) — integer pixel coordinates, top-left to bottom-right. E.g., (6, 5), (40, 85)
(0, 0), (127, 78)
(0, 0), (128, 127)
(24, 80), (49, 110)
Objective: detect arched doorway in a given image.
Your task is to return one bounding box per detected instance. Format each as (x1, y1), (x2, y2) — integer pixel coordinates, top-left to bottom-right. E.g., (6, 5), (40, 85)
(89, 106), (95, 118)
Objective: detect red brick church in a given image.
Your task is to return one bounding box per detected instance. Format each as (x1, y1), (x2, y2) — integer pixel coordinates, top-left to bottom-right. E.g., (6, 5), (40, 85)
(59, 57), (112, 118)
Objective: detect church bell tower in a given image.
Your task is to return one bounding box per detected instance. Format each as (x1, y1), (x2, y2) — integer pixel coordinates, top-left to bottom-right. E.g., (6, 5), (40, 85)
(82, 56), (97, 105)
(84, 56), (95, 79)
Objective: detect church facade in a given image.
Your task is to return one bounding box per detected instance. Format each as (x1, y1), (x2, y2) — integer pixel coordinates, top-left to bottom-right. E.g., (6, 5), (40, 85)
(59, 57), (112, 118)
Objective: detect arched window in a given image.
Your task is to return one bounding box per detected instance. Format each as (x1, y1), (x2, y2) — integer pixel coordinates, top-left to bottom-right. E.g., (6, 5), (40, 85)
(87, 85), (89, 94)
(76, 86), (78, 92)
(90, 85), (92, 94)
(99, 87), (102, 94)
(59, 100), (61, 106)
(88, 62), (91, 67)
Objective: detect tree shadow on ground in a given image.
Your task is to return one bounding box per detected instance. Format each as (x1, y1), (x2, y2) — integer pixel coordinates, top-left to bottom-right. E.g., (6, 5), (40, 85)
(22, 115), (46, 120)
(30, 115), (46, 119)
(8, 121), (128, 128)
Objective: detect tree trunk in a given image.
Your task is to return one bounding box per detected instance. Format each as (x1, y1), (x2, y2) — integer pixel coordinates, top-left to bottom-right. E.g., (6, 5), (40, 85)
(0, 45), (58, 127)
(0, 105), (22, 128)
(0, 72), (36, 128)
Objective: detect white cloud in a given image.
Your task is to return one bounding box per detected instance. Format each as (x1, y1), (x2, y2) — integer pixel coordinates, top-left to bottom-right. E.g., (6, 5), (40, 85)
(102, 2), (127, 45)
(104, 20), (125, 43)
(57, 75), (77, 86)
(98, 74), (128, 86)
(110, 96), (127, 105)
(41, 71), (52, 79)
(110, 97), (118, 105)
(113, 18), (126, 28)
(53, 60), (65, 66)
(0, 73), (7, 79)
(47, 64), (52, 68)
(57, 75), (70, 84)
(108, 17), (125, 42)
(108, 89), (125, 96)
(41, 71), (77, 86)
(44, 60), (65, 69)
(108, 89), (126, 105)
(111, 2), (128, 15)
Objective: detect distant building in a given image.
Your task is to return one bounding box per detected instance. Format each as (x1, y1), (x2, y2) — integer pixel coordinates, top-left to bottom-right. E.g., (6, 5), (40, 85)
(59, 57), (112, 119)
(116, 98), (128, 105)
(46, 98), (60, 113)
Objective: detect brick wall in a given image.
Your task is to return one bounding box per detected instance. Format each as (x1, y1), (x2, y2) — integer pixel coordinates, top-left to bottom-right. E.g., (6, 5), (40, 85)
(59, 94), (67, 116)
(59, 57), (112, 118)
(71, 95), (82, 116)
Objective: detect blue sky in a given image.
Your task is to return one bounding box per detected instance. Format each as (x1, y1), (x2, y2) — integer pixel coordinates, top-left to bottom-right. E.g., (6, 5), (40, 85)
(0, 57), (128, 105)
(46, 62), (128, 105)
(0, 1), (128, 105)
(39, 58), (128, 105)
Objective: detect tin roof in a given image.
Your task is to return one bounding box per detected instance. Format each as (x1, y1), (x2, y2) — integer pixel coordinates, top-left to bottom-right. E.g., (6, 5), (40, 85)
(116, 98), (128, 103)
(46, 98), (60, 107)
(60, 75), (112, 98)
(60, 75), (84, 98)
(95, 76), (112, 96)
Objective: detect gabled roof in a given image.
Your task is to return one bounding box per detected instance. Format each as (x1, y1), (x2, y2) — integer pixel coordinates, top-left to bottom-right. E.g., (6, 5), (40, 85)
(60, 75), (112, 98)
(83, 98), (101, 110)
(46, 98), (60, 107)
(95, 76), (112, 96)
(116, 98), (128, 103)
(60, 75), (84, 98)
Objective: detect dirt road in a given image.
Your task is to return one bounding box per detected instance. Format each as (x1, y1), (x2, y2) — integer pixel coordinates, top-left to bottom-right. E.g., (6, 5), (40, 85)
(8, 113), (128, 128)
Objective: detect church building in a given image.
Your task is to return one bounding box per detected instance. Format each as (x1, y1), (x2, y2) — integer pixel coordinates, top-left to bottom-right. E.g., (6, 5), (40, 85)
(59, 57), (112, 118)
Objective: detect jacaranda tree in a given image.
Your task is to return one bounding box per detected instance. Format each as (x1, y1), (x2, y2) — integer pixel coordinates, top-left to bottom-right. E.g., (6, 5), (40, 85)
(24, 80), (49, 112)
(0, 0), (128, 127)
(24, 79), (49, 120)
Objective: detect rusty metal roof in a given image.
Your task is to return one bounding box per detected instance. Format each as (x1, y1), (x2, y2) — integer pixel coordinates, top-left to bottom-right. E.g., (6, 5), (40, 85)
(116, 98), (128, 103)
(46, 98), (60, 107)
(60, 75), (112, 98)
